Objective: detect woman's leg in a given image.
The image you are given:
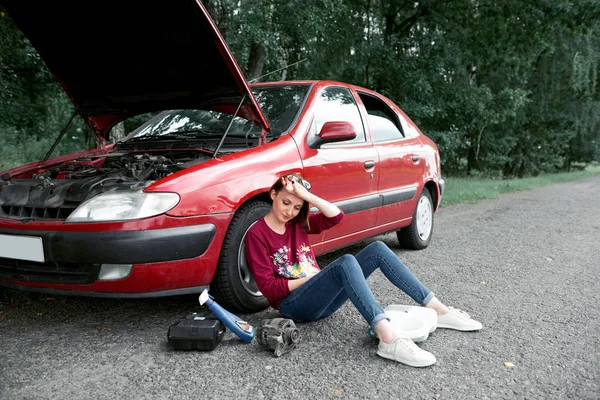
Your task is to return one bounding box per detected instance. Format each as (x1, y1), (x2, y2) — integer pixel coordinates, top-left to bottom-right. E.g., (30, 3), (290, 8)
(356, 242), (481, 330)
(278, 254), (388, 333)
(303, 240), (441, 320)
(353, 241), (434, 306)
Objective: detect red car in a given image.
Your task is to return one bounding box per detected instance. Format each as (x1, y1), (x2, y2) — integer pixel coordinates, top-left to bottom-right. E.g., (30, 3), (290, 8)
(0, 0), (444, 312)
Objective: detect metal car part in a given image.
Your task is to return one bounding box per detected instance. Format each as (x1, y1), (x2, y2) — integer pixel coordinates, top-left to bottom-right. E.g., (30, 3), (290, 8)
(256, 318), (300, 357)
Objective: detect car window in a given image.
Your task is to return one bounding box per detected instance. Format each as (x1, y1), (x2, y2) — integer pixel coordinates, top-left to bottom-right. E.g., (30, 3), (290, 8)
(311, 86), (366, 145)
(398, 114), (420, 138)
(252, 85), (310, 134)
(125, 85), (310, 142)
(129, 109), (259, 138)
(358, 92), (404, 142)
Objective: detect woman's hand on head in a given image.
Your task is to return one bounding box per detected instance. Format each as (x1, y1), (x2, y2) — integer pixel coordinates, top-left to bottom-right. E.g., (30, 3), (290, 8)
(281, 176), (311, 202)
(279, 175), (340, 218)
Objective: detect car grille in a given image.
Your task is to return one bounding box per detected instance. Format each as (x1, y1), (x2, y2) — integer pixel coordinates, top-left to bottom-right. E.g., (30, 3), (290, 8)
(0, 258), (100, 284)
(0, 205), (77, 221)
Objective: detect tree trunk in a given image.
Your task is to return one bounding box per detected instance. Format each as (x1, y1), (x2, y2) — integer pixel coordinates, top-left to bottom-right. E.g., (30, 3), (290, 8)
(384, 14), (394, 46)
(466, 129), (480, 174)
(203, 0), (229, 37)
(246, 43), (266, 81)
(282, 45), (302, 81)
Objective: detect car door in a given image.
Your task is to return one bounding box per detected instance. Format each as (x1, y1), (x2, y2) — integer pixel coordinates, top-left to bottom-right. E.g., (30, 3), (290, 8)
(296, 85), (380, 250)
(356, 91), (425, 226)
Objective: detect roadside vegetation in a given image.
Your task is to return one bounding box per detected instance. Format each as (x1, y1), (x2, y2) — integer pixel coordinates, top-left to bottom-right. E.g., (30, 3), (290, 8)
(441, 164), (600, 206)
(1, 2), (599, 177)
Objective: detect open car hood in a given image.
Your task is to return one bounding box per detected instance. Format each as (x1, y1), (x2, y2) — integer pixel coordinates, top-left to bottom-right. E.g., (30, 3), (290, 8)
(2, 0), (270, 138)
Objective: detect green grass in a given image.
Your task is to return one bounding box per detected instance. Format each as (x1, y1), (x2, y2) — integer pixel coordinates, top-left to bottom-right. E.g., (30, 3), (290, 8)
(441, 165), (600, 206)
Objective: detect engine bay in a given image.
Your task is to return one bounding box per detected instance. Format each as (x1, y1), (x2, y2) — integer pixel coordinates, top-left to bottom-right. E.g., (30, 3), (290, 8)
(48, 151), (211, 181)
(0, 150), (213, 220)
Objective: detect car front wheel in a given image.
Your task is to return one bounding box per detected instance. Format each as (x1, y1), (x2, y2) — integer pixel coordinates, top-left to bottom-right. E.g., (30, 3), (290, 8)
(211, 200), (270, 313)
(397, 188), (434, 250)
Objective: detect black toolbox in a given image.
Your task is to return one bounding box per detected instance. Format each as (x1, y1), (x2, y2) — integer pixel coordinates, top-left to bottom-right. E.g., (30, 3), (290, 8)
(168, 312), (226, 351)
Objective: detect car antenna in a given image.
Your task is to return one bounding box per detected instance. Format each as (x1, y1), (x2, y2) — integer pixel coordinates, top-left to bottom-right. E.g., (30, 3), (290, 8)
(248, 58), (307, 83)
(213, 94), (247, 160)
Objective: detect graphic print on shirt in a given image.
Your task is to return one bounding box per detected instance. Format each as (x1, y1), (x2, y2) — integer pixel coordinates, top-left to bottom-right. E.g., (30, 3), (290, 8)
(297, 244), (320, 276)
(271, 243), (318, 278)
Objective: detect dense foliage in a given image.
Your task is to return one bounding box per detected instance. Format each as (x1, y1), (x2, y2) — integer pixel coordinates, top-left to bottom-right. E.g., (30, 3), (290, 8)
(1, 1), (599, 176)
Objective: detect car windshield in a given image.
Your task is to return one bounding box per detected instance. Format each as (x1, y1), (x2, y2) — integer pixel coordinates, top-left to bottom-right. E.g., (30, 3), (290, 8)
(124, 84), (310, 142)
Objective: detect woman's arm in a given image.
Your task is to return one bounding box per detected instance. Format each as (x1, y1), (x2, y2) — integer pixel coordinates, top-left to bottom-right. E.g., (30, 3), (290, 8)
(283, 177), (340, 217)
(245, 230), (291, 301)
(287, 268), (319, 292)
(288, 277), (310, 291)
(305, 192), (340, 218)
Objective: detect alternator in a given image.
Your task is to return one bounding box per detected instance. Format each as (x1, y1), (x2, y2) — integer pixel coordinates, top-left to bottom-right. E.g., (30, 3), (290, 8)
(256, 318), (300, 357)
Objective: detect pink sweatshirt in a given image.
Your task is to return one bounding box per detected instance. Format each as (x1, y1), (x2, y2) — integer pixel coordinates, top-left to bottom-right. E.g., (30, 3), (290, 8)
(244, 211), (344, 308)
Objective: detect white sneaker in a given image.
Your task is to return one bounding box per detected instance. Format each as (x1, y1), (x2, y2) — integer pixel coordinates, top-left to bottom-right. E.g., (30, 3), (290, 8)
(376, 337), (436, 367)
(437, 307), (483, 331)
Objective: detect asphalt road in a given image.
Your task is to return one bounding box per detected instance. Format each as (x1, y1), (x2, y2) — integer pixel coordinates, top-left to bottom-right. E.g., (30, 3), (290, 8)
(1, 176), (599, 400)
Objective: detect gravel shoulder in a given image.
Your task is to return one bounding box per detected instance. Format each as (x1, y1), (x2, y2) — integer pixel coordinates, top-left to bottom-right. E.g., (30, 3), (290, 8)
(1, 176), (599, 400)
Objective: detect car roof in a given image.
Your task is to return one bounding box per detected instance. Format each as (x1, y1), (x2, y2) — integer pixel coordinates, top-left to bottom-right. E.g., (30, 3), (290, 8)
(251, 80), (381, 95)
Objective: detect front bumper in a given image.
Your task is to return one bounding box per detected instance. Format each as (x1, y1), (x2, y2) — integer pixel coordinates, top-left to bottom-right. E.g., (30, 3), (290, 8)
(0, 224), (216, 265)
(0, 220), (223, 294)
(0, 280), (209, 298)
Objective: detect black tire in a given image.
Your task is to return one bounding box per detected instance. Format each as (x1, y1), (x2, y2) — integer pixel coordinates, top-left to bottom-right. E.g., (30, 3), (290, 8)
(211, 200), (271, 313)
(397, 188), (434, 250)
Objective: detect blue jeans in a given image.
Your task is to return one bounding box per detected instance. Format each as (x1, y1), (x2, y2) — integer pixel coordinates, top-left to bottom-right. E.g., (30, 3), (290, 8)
(278, 241), (434, 332)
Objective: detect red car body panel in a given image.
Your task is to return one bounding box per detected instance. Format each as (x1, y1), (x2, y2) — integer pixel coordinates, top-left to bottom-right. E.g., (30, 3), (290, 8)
(153, 134), (304, 216)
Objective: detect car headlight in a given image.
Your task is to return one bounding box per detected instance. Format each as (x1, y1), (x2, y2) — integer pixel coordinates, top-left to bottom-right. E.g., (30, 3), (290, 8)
(65, 191), (180, 223)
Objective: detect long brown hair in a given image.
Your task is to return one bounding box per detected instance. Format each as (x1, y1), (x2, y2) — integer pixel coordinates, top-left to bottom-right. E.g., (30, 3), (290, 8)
(270, 173), (311, 231)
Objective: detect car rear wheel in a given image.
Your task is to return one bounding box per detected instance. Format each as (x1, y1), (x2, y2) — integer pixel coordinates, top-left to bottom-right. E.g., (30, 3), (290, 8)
(397, 188), (434, 250)
(211, 200), (270, 313)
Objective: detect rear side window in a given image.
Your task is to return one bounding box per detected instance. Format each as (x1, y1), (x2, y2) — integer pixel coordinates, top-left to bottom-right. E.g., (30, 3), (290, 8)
(311, 86), (366, 145)
(358, 92), (404, 142)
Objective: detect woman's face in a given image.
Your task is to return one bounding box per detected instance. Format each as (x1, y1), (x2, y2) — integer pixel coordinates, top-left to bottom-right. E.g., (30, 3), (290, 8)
(270, 189), (304, 225)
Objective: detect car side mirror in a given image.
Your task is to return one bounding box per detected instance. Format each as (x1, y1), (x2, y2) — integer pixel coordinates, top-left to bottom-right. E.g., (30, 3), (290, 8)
(307, 121), (357, 149)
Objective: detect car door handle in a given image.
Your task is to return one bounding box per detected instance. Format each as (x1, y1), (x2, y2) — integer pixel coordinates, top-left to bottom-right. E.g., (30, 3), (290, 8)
(411, 155), (420, 162)
(364, 161), (376, 169)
